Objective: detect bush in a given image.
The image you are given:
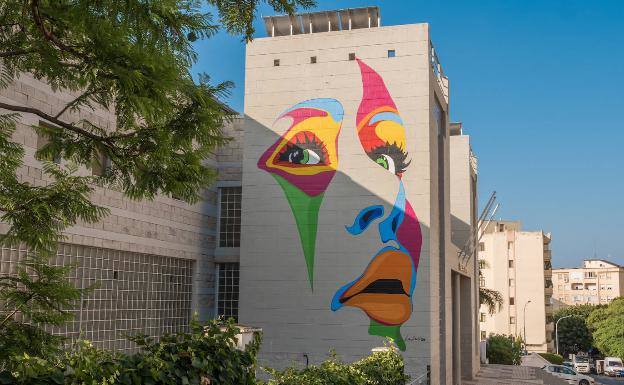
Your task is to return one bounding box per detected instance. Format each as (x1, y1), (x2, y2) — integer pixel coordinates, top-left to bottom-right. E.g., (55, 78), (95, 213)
(539, 353), (564, 365)
(0, 318), (261, 384)
(487, 334), (523, 365)
(265, 346), (409, 385)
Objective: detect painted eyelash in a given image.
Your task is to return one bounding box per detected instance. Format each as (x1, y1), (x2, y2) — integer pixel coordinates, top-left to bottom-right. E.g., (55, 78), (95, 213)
(368, 142), (411, 174)
(278, 133), (329, 164)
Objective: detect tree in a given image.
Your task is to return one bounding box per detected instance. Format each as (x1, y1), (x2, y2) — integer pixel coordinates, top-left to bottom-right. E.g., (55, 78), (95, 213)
(479, 259), (503, 314)
(0, 0), (313, 362)
(587, 297), (624, 358)
(486, 334), (523, 365)
(553, 304), (602, 357)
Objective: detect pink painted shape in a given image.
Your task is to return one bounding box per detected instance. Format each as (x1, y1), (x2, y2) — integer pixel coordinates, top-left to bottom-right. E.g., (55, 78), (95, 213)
(356, 58), (397, 128)
(397, 199), (422, 270)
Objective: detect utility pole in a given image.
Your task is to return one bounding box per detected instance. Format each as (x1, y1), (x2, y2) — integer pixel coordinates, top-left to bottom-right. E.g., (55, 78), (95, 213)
(556, 315), (578, 356)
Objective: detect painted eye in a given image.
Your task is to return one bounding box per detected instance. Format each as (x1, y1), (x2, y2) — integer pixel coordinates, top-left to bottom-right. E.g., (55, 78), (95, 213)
(288, 148), (321, 165)
(375, 154), (396, 174)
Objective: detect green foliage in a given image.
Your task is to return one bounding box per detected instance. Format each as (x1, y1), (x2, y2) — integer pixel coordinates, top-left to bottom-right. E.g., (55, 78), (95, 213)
(553, 304), (603, 356)
(0, 254), (86, 368)
(587, 297), (624, 358)
(0, 0), (314, 369)
(265, 346), (409, 385)
(486, 334), (523, 365)
(0, 318), (262, 385)
(539, 353), (564, 365)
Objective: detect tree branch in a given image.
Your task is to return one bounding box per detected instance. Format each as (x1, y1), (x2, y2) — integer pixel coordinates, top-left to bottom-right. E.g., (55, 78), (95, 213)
(0, 48), (37, 58)
(0, 100), (107, 142)
(54, 87), (102, 119)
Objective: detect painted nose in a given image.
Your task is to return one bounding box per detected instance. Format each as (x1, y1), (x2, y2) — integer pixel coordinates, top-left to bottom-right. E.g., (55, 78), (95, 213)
(378, 182), (406, 244)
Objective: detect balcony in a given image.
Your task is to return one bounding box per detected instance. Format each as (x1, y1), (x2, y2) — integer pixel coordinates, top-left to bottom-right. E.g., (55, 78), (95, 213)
(543, 250), (552, 261)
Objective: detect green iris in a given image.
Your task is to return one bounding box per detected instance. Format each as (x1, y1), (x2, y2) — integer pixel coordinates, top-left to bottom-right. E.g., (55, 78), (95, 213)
(301, 149), (310, 164)
(375, 156), (389, 169)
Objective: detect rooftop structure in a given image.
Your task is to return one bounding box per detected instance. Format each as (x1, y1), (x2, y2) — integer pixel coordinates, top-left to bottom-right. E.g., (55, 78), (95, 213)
(263, 6), (380, 36)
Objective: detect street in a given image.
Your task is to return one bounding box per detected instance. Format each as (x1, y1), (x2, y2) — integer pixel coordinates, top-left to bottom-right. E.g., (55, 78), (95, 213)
(592, 375), (624, 385)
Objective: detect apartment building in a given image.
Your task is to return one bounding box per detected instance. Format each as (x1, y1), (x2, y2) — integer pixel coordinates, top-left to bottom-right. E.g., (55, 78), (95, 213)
(0, 71), (244, 351)
(552, 259), (624, 307)
(478, 221), (554, 353)
(240, 7), (479, 383)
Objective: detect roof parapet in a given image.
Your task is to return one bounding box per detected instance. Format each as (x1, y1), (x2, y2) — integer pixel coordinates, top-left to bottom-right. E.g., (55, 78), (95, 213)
(263, 6), (380, 37)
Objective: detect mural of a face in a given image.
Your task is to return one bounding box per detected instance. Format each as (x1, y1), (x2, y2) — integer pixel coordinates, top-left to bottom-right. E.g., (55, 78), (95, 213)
(331, 59), (422, 351)
(258, 98), (344, 288)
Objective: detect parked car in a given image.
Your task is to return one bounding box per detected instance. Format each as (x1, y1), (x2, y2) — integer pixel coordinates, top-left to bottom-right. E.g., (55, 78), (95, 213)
(604, 357), (624, 377)
(541, 365), (595, 385)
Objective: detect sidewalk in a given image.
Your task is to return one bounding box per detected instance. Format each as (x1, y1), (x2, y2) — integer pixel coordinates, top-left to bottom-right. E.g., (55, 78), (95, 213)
(463, 365), (543, 385)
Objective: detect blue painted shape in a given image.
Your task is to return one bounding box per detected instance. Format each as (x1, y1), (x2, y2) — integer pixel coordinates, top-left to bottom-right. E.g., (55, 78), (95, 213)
(369, 111), (404, 125)
(378, 182), (406, 243)
(346, 205), (384, 235)
(279, 98), (344, 122)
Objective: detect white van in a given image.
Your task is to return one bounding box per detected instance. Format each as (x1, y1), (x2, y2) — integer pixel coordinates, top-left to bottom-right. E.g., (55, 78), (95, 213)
(572, 354), (591, 374)
(604, 357), (624, 377)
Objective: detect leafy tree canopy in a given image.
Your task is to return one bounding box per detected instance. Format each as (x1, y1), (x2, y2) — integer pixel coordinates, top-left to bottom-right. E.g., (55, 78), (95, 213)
(553, 304), (604, 356)
(587, 297), (624, 358)
(0, 0), (313, 256)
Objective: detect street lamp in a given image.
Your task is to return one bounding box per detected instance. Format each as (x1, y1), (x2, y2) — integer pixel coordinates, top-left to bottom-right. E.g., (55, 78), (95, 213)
(523, 300), (532, 350)
(556, 315), (579, 356)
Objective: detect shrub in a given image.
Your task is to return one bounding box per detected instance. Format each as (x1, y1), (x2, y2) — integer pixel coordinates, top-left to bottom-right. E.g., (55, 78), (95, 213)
(487, 334), (523, 365)
(265, 346), (409, 385)
(539, 353), (564, 365)
(0, 318), (261, 384)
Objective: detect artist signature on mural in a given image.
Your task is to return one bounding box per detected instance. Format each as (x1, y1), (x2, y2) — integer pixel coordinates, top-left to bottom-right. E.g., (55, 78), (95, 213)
(405, 336), (427, 343)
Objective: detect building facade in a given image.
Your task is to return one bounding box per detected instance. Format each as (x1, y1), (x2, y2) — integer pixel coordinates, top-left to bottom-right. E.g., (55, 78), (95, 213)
(552, 259), (624, 308)
(478, 221), (554, 353)
(240, 7), (479, 383)
(0, 71), (244, 350)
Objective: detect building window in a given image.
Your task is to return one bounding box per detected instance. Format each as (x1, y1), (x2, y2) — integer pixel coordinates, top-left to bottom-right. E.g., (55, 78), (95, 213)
(479, 276), (485, 287)
(479, 260), (486, 269)
(387, 49), (396, 58)
(509, 278), (515, 287)
(509, 297), (515, 305)
(510, 317), (516, 324)
(480, 331), (487, 340)
(507, 241), (513, 250)
(216, 263), (240, 322)
(273, 59), (280, 66)
(36, 125), (61, 164)
(219, 187), (242, 247)
(480, 313), (486, 322)
(310, 56), (317, 64)
(508, 260), (514, 268)
(91, 151), (111, 176)
(479, 242), (485, 252)
(585, 271), (597, 279)
(498, 223), (505, 232)
(348, 52), (356, 61)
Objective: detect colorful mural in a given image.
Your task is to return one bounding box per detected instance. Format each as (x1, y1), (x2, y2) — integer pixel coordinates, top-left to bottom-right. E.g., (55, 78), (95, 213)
(331, 59), (422, 351)
(258, 98), (344, 289)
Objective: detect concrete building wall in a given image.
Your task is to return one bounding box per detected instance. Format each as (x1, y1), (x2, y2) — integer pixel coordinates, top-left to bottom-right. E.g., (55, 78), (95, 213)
(0, 71), (243, 348)
(552, 259), (624, 307)
(240, 20), (477, 383)
(479, 221), (553, 353)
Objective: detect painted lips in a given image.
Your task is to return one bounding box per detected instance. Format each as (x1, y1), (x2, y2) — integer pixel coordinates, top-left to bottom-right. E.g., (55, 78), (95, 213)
(337, 249), (413, 326)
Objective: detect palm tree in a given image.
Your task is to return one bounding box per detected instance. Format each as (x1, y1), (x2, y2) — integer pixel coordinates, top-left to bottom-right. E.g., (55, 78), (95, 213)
(479, 259), (503, 314)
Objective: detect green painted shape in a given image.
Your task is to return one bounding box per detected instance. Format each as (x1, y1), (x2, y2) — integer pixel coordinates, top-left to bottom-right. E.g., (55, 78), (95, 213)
(369, 320), (406, 351)
(273, 174), (323, 289)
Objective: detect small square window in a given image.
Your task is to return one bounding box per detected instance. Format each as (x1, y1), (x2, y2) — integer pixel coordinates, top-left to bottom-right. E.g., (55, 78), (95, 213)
(348, 53), (356, 61)
(274, 59), (280, 66)
(510, 316), (516, 324)
(509, 297), (515, 305)
(508, 260), (514, 268)
(388, 49), (396, 58)
(310, 56), (317, 64)
(480, 331), (487, 340)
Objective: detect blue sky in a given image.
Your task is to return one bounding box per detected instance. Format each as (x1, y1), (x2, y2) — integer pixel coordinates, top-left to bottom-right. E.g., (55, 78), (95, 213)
(193, 0), (624, 268)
